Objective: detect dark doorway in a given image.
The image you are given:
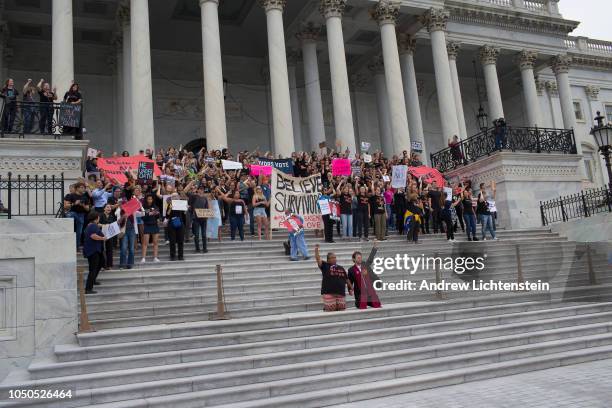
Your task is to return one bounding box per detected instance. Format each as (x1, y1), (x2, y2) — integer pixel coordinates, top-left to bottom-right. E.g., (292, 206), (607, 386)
(184, 138), (207, 153)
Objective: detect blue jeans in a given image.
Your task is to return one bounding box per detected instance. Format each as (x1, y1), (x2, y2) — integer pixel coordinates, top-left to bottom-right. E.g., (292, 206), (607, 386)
(385, 204), (394, 230)
(463, 213), (476, 239)
(290, 231), (309, 260)
(66, 211), (85, 249)
(230, 215), (244, 241)
(120, 228), (136, 267)
(340, 214), (353, 238)
(480, 214), (496, 239)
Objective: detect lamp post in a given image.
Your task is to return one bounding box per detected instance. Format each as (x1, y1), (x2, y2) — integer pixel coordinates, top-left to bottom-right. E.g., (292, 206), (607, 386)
(472, 59), (488, 131)
(591, 111), (612, 191)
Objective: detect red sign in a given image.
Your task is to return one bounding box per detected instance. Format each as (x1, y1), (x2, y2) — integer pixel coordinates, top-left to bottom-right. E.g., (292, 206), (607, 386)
(121, 197), (142, 217)
(97, 155), (162, 184)
(408, 166), (446, 187)
(281, 215), (304, 233)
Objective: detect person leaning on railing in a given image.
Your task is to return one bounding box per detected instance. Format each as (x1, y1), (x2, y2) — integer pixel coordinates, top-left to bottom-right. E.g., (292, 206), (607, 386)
(63, 82), (83, 139)
(37, 78), (57, 134)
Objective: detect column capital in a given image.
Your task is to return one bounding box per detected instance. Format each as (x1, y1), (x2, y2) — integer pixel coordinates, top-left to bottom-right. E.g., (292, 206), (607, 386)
(516, 49), (538, 70)
(370, 0), (401, 26)
(258, 0), (286, 12)
(286, 48), (301, 66)
(549, 54), (572, 74)
(446, 41), (461, 60)
(295, 22), (321, 43)
(367, 56), (385, 75)
(420, 7), (449, 33)
(397, 33), (416, 55)
(319, 0), (347, 19)
(479, 44), (500, 66)
(545, 80), (558, 97)
(585, 84), (600, 101)
(535, 78), (545, 96)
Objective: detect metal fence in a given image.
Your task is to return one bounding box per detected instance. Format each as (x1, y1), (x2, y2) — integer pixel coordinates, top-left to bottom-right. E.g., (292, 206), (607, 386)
(0, 172), (65, 219)
(430, 126), (576, 173)
(540, 186), (612, 226)
(0, 100), (83, 138)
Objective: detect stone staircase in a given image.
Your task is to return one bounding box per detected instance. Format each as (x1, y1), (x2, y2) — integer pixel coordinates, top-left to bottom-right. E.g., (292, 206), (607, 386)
(0, 228), (611, 407)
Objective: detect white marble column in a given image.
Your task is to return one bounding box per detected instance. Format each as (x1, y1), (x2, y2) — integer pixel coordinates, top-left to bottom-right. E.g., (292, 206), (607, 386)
(550, 56), (578, 132)
(372, 1), (411, 153)
(118, 4), (132, 152)
(129, 0), (155, 152)
(52, 0), (74, 100)
(296, 23), (326, 152)
(113, 37), (124, 152)
(516, 50), (541, 127)
(368, 57), (393, 155)
(398, 34), (426, 163)
(319, 0), (356, 154)
(287, 49), (303, 152)
(479, 45), (505, 121)
(446, 42), (468, 139)
(421, 8), (460, 144)
(258, 0), (295, 157)
(200, 0), (228, 151)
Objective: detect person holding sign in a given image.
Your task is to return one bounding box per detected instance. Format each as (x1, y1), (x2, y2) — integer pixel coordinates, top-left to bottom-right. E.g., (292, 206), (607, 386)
(164, 193), (187, 261)
(252, 186), (269, 240)
(283, 209), (309, 261)
(100, 203), (117, 269)
(83, 212), (105, 294)
(140, 194), (161, 263)
(189, 185), (210, 253)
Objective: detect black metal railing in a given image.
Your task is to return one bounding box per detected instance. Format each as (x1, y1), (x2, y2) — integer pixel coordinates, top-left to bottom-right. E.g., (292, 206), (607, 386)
(0, 100), (83, 138)
(540, 186), (612, 226)
(0, 172), (65, 219)
(430, 126), (577, 173)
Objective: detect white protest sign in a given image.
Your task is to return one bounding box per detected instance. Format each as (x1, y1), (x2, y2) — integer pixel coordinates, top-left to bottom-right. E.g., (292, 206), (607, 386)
(87, 147), (98, 158)
(443, 187), (453, 201)
(382, 175), (390, 182)
(363, 154), (372, 163)
(318, 198), (331, 215)
(487, 200), (497, 213)
(360, 141), (371, 151)
(102, 221), (121, 240)
(391, 165), (408, 188)
(171, 199), (188, 212)
(221, 160), (243, 170)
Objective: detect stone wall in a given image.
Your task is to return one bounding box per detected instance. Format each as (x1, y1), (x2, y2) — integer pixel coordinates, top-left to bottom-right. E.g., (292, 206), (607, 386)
(0, 218), (77, 382)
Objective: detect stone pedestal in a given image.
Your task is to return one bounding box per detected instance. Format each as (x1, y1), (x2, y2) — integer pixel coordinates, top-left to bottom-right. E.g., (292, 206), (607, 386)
(446, 152), (583, 229)
(0, 218), (77, 382)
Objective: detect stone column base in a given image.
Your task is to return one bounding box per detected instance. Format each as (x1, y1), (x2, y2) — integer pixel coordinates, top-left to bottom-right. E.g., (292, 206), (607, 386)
(446, 152), (583, 229)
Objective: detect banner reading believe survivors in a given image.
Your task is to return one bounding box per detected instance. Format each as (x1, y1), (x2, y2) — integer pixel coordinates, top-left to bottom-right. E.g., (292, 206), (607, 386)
(270, 168), (323, 230)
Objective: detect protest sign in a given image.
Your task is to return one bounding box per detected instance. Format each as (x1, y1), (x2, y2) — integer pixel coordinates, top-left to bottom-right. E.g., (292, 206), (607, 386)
(363, 154), (372, 163)
(391, 165), (408, 188)
(257, 157), (294, 174)
(360, 141), (371, 151)
(97, 155), (161, 184)
(411, 141), (423, 152)
(250, 164), (272, 177)
(443, 187), (453, 201)
(137, 161), (155, 185)
(102, 222), (121, 240)
(331, 158), (351, 176)
(221, 160), (243, 170)
(87, 148), (98, 158)
(171, 199), (188, 212)
(281, 215), (304, 234)
(195, 208), (215, 218)
(59, 103), (82, 128)
(382, 175), (390, 182)
(351, 165), (362, 177)
(318, 198), (331, 215)
(408, 166), (446, 187)
(121, 197), (141, 217)
(330, 200), (341, 221)
(270, 169), (322, 230)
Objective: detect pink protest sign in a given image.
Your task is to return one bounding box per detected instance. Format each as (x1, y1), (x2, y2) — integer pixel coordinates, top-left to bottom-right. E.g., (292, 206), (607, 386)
(331, 158), (351, 176)
(250, 164), (272, 177)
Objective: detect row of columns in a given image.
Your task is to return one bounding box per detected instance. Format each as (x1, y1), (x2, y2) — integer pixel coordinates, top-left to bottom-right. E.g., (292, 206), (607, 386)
(52, 0), (581, 158)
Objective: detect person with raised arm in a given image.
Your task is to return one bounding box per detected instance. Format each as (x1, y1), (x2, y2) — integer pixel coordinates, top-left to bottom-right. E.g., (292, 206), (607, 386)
(314, 244), (353, 312)
(348, 243), (382, 309)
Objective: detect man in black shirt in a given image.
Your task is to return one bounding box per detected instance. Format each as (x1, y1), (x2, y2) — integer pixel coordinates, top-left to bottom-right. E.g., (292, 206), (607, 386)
(315, 244), (353, 312)
(428, 181), (443, 234)
(64, 182), (91, 249)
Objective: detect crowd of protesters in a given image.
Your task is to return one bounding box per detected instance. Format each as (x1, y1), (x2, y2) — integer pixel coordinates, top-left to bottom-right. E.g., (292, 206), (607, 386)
(67, 145), (498, 294)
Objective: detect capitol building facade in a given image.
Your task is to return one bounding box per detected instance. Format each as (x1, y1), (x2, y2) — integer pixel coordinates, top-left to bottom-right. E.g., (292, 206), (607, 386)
(1, 0), (611, 187)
